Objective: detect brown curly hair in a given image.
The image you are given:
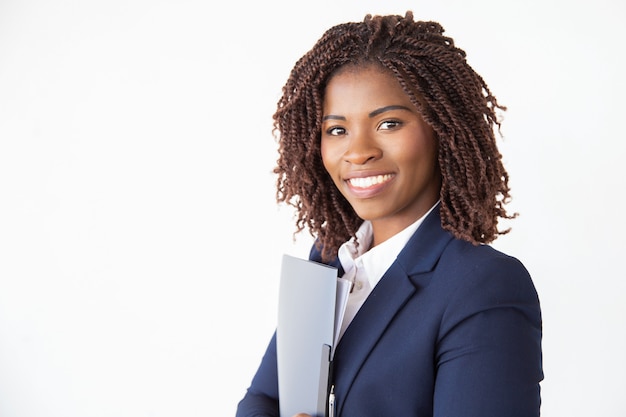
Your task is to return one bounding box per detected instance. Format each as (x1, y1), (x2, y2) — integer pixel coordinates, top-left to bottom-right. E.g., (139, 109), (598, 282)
(273, 11), (516, 262)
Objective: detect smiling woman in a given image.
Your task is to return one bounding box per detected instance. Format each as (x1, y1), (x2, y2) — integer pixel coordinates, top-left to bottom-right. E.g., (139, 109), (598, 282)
(237, 11), (542, 417)
(320, 65), (441, 246)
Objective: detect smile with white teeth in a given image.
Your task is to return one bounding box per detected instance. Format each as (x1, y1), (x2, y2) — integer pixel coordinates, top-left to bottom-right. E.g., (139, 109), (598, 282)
(348, 174), (393, 189)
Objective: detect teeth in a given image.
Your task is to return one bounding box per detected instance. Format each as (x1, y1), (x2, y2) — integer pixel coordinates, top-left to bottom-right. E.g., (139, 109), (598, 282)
(348, 174), (393, 188)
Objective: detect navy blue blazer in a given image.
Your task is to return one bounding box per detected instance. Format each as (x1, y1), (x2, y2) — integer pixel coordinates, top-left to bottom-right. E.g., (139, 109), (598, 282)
(237, 207), (543, 417)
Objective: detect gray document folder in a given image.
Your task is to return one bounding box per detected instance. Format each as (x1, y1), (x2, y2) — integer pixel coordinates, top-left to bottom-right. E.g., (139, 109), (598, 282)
(277, 254), (350, 417)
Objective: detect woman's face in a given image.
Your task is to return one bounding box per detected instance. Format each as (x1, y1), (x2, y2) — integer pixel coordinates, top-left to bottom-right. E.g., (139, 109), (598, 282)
(321, 65), (441, 246)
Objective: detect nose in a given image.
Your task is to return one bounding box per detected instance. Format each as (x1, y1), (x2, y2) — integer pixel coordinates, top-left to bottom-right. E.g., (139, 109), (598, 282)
(343, 131), (382, 165)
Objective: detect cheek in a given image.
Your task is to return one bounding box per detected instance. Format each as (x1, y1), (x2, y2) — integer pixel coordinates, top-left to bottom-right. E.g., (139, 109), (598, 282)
(409, 131), (438, 164)
(320, 140), (335, 173)
(396, 140), (439, 175)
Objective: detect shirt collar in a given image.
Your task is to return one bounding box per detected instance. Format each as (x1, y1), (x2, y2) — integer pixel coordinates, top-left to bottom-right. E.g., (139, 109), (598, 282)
(337, 202), (439, 288)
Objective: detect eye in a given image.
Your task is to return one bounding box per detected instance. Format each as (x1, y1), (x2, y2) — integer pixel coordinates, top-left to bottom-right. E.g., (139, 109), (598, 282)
(378, 120), (402, 130)
(325, 126), (346, 136)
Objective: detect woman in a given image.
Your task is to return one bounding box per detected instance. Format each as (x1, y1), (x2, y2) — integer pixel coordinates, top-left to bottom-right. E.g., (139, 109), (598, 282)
(237, 11), (543, 417)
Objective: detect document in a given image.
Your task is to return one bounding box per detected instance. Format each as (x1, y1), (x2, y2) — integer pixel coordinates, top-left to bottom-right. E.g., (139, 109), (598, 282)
(277, 254), (351, 417)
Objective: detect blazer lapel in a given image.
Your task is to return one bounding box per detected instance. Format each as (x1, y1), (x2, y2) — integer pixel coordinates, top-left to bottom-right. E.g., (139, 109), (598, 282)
(332, 206), (453, 413)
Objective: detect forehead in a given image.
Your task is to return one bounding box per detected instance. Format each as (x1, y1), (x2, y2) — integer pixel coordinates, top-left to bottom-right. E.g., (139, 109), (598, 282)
(323, 65), (414, 114)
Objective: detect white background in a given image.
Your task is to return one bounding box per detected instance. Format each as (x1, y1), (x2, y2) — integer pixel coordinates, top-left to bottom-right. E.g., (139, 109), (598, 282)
(1, 0), (625, 416)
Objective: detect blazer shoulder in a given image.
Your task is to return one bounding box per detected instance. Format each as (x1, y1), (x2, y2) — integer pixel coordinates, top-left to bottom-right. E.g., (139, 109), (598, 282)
(435, 239), (539, 306)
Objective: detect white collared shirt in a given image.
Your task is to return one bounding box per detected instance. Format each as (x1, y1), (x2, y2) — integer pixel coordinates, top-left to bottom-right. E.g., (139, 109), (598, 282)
(336, 202), (439, 340)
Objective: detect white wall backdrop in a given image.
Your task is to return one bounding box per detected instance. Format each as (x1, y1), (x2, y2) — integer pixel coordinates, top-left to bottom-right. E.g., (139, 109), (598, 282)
(1, 0), (625, 416)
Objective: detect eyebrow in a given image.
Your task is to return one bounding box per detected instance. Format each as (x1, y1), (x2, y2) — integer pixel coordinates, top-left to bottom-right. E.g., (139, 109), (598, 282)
(322, 105), (412, 121)
(368, 105), (412, 117)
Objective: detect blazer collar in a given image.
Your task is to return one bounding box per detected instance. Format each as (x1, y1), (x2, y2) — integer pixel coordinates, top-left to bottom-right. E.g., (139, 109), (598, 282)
(396, 203), (454, 277)
(332, 205), (453, 413)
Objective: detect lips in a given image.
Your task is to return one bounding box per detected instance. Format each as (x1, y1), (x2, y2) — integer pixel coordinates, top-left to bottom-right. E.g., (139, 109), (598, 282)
(344, 173), (395, 198)
(348, 174), (394, 189)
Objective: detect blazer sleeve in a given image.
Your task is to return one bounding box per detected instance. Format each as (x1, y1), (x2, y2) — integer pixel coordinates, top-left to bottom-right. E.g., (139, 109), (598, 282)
(433, 252), (543, 417)
(235, 332), (280, 417)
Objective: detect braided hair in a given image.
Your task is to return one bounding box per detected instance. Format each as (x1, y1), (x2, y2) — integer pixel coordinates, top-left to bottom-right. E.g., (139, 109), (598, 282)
(273, 11), (515, 262)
